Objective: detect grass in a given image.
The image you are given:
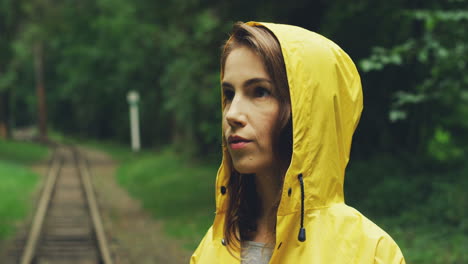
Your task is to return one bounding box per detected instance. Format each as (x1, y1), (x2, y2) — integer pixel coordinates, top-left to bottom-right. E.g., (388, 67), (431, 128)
(82, 140), (139, 162)
(116, 149), (218, 250)
(345, 156), (468, 264)
(0, 139), (50, 164)
(0, 161), (39, 239)
(0, 139), (48, 240)
(388, 224), (468, 264)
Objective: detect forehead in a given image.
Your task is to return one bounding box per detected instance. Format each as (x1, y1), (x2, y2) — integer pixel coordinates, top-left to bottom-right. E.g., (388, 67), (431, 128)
(223, 46), (270, 83)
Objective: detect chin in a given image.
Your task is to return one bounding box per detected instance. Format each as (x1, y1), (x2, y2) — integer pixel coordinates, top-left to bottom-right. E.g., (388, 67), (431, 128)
(231, 158), (261, 174)
(233, 165), (254, 174)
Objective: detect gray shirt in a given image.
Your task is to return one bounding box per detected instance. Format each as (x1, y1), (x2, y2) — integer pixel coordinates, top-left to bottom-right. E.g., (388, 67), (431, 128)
(241, 241), (274, 264)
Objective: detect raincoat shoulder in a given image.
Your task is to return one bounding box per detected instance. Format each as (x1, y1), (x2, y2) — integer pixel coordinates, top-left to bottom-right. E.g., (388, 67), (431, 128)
(190, 212), (405, 264)
(190, 226), (237, 263)
(190, 226), (212, 263)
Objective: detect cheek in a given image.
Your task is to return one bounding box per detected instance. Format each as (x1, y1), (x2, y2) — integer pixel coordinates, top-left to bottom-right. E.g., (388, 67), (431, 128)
(221, 110), (227, 129)
(265, 105), (280, 132)
(222, 117), (228, 134)
(266, 119), (278, 144)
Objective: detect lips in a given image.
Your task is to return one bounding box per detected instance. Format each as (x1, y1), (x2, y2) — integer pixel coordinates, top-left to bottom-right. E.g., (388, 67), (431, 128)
(227, 135), (251, 150)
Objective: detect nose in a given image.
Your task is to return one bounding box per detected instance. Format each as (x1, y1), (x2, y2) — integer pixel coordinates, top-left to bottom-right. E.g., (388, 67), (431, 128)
(225, 95), (247, 128)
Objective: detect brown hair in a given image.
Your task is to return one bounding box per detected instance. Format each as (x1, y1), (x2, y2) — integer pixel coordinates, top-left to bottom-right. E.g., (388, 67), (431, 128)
(220, 22), (293, 253)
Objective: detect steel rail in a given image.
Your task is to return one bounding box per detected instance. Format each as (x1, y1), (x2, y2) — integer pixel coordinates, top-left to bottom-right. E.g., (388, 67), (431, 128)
(20, 148), (62, 264)
(75, 148), (114, 264)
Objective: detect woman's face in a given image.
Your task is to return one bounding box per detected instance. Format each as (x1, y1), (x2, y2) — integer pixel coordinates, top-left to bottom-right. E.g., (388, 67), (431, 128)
(222, 46), (280, 174)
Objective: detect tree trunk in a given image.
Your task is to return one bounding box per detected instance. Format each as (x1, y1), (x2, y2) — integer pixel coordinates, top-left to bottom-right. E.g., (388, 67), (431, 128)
(0, 92), (8, 139)
(0, 65), (10, 139)
(34, 41), (48, 142)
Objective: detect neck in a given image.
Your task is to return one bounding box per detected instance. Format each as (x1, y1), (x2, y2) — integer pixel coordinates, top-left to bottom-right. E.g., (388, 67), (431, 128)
(252, 167), (283, 243)
(255, 170), (281, 217)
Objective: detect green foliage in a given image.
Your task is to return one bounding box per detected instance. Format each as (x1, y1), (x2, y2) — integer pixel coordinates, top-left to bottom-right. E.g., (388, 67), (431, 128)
(358, 7), (468, 159)
(0, 70), (16, 92)
(426, 180), (468, 229)
(0, 0), (464, 162)
(360, 45), (406, 72)
(389, 225), (468, 264)
(158, 9), (225, 153)
(0, 160), (39, 240)
(2, 0), (232, 153)
(346, 155), (468, 263)
(427, 127), (464, 162)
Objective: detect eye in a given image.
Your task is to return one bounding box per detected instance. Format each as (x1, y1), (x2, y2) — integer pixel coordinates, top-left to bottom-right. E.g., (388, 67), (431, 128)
(223, 89), (235, 101)
(254, 87), (271, 98)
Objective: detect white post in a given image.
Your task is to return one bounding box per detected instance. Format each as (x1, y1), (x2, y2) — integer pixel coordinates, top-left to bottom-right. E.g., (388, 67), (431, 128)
(127, 91), (141, 152)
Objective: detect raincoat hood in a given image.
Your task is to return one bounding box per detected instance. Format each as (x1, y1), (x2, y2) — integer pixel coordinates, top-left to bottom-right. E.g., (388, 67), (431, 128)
(191, 22), (405, 264)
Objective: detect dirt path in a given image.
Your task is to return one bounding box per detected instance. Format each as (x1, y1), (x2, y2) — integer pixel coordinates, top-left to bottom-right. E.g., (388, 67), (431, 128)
(80, 147), (192, 263)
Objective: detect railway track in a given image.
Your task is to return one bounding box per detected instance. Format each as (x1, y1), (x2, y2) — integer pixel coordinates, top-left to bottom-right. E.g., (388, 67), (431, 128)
(15, 145), (113, 264)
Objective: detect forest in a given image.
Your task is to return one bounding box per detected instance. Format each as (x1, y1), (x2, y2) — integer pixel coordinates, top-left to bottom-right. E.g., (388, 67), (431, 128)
(1, 0), (467, 262)
(1, 0), (467, 158)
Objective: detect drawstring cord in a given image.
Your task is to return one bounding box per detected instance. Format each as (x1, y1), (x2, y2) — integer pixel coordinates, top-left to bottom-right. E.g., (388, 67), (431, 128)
(298, 173), (306, 242)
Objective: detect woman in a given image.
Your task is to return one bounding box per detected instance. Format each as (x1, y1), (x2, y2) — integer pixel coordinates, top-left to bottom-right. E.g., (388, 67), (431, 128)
(191, 21), (405, 263)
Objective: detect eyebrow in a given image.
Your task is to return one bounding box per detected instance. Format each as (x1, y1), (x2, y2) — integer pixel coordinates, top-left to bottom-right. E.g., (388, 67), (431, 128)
(221, 78), (272, 89)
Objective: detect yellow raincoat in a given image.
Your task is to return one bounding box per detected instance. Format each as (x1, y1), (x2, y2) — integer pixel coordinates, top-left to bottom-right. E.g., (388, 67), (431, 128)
(191, 22), (405, 264)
